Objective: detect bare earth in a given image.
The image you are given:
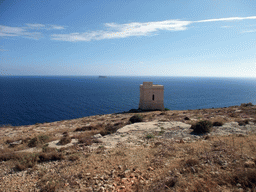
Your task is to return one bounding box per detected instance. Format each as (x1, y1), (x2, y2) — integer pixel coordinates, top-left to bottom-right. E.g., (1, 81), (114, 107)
(0, 104), (256, 192)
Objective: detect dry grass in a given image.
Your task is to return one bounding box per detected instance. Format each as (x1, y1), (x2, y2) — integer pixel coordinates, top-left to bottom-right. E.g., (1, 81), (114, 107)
(0, 104), (256, 191)
(58, 135), (71, 145)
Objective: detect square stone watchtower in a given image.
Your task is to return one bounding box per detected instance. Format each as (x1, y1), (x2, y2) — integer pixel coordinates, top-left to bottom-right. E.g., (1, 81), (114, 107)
(139, 82), (164, 110)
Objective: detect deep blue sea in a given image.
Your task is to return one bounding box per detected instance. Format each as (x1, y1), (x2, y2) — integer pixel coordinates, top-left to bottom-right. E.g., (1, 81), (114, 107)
(1, 76), (256, 126)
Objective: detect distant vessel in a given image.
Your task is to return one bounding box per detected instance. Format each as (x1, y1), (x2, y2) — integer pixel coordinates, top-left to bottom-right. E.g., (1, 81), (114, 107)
(99, 76), (107, 78)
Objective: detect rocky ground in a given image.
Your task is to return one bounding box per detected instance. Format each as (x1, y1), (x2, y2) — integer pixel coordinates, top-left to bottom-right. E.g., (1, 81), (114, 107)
(0, 103), (256, 191)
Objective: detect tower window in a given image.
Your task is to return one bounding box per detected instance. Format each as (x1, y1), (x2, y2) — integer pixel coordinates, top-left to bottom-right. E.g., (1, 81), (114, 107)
(152, 94), (154, 101)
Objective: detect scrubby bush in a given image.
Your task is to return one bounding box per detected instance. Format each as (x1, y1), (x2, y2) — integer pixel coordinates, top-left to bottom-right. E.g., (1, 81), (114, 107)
(213, 121), (224, 126)
(191, 120), (213, 134)
(78, 137), (93, 145)
(0, 151), (21, 161)
(241, 102), (253, 107)
(15, 153), (38, 171)
(231, 169), (256, 189)
(129, 115), (143, 124)
(74, 125), (98, 132)
(238, 120), (249, 126)
(100, 122), (125, 136)
(58, 135), (71, 145)
(38, 152), (64, 162)
(28, 135), (50, 148)
(146, 134), (155, 139)
(68, 154), (80, 162)
(185, 159), (199, 167)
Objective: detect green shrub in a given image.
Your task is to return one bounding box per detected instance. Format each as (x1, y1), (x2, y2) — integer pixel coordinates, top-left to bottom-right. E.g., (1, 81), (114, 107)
(191, 120), (213, 134)
(129, 115), (143, 124)
(146, 134), (155, 139)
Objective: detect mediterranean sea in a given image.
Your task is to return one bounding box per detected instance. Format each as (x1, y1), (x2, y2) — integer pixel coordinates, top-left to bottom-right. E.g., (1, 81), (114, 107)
(1, 76), (255, 126)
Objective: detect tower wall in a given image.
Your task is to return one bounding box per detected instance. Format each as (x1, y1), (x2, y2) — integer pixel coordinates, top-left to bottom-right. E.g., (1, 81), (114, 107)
(139, 82), (164, 110)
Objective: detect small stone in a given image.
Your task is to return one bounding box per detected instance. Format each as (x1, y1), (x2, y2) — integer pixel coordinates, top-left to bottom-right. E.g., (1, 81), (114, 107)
(180, 139), (185, 144)
(236, 183), (241, 187)
(121, 178), (127, 184)
(130, 173), (135, 178)
(120, 186), (125, 189)
(9, 140), (22, 147)
(124, 169), (131, 175)
(191, 167), (196, 173)
(93, 134), (103, 139)
(244, 160), (255, 168)
(148, 167), (154, 171)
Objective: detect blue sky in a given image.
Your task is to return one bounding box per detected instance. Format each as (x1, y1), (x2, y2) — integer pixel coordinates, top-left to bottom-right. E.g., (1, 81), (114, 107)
(1, 0), (256, 77)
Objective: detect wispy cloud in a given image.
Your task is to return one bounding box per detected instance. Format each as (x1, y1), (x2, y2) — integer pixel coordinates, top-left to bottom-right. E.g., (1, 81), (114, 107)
(241, 29), (256, 33)
(1, 16), (256, 41)
(0, 25), (42, 39)
(26, 23), (46, 29)
(221, 25), (233, 28)
(51, 16), (256, 42)
(51, 20), (192, 42)
(195, 16), (256, 23)
(0, 24), (65, 39)
(50, 25), (65, 30)
(26, 23), (65, 30)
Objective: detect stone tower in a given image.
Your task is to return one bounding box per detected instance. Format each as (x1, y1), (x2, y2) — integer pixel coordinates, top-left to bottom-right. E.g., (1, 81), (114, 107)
(139, 82), (164, 110)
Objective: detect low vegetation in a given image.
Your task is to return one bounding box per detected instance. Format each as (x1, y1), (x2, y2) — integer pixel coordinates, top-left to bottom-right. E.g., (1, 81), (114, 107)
(58, 135), (72, 145)
(28, 135), (50, 148)
(129, 114), (143, 124)
(191, 120), (213, 134)
(0, 104), (256, 191)
(213, 121), (224, 126)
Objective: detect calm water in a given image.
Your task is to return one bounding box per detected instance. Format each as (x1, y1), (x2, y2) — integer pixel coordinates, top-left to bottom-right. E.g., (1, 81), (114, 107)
(1, 76), (255, 126)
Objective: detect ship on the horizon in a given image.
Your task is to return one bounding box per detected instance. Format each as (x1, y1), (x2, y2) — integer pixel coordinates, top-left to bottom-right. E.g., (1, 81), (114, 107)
(99, 76), (107, 78)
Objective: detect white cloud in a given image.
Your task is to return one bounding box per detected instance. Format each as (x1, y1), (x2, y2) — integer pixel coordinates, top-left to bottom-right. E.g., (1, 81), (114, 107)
(51, 16), (256, 42)
(26, 23), (65, 30)
(26, 23), (46, 29)
(195, 16), (256, 23)
(221, 25), (233, 28)
(50, 25), (65, 30)
(51, 20), (192, 42)
(0, 23), (65, 39)
(0, 25), (42, 39)
(1, 16), (256, 41)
